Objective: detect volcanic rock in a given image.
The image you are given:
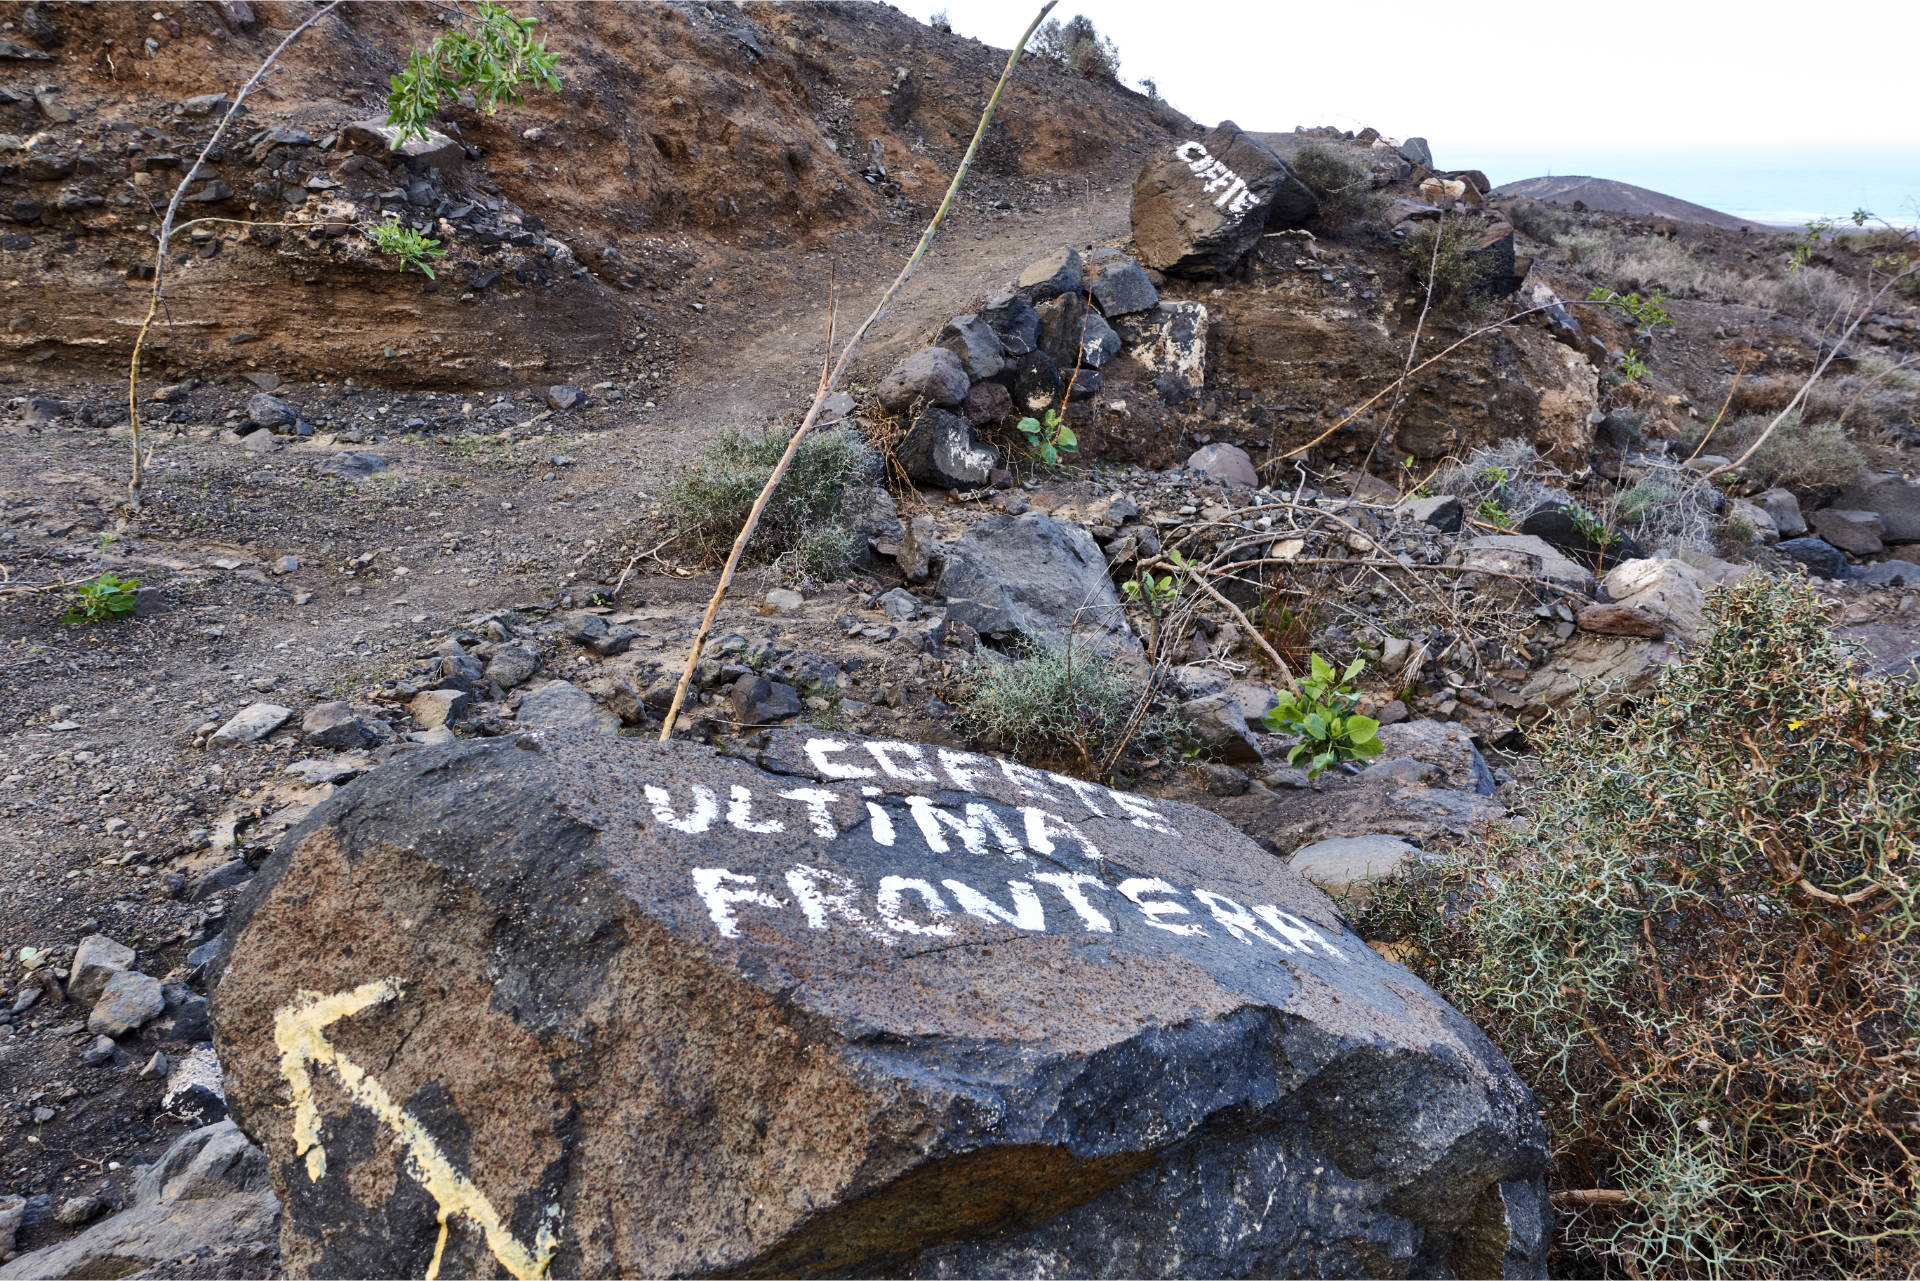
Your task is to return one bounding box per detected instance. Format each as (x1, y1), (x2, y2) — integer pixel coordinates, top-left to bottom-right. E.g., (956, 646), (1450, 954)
(938, 513), (1138, 656)
(874, 346), (969, 414)
(897, 407), (998, 490)
(212, 730), (1550, 1279)
(1130, 122), (1316, 274)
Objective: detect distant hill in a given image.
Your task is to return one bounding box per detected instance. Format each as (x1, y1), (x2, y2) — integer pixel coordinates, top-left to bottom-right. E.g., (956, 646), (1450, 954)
(1492, 176), (1767, 230)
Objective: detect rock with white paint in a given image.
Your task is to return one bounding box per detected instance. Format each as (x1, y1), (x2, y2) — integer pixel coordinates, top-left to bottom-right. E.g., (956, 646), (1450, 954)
(213, 730), (1550, 1279)
(896, 406), (998, 490)
(1113, 300), (1209, 396)
(1130, 121), (1317, 275)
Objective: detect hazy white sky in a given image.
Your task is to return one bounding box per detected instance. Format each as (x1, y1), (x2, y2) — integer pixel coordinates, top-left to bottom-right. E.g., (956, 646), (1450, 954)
(892, 0), (1918, 150)
(888, 0), (1920, 221)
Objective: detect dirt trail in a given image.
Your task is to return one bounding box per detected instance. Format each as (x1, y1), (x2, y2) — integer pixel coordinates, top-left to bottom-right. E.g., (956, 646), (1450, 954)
(633, 188), (1134, 481)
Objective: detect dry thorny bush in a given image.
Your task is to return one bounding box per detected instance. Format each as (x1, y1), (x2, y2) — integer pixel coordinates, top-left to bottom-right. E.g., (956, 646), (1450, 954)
(1361, 575), (1920, 1279)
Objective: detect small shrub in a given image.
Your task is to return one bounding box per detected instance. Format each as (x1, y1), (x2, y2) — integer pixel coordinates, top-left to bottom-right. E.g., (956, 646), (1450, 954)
(1430, 441), (1556, 519)
(1291, 145), (1374, 231)
(1260, 653), (1383, 777)
(953, 641), (1176, 777)
(667, 425), (878, 582)
(1361, 575), (1920, 1278)
(386, 0), (561, 147)
(1707, 411), (1865, 494)
(1804, 356), (1920, 444)
(364, 215), (447, 277)
(1401, 219), (1492, 310)
(929, 8), (951, 32)
(1031, 15), (1119, 82)
(62, 573), (140, 626)
(1605, 462), (1717, 555)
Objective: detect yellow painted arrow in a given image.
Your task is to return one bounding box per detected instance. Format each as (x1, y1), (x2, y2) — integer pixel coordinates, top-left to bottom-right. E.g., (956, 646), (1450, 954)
(273, 978), (561, 1280)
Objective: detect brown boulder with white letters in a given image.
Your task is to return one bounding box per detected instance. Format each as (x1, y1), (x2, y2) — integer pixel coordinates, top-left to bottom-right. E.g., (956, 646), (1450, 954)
(1131, 120), (1317, 275)
(212, 729), (1548, 1278)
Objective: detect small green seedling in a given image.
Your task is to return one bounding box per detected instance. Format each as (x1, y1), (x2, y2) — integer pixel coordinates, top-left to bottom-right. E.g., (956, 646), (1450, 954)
(1262, 652), (1384, 777)
(1619, 349), (1649, 382)
(63, 573), (140, 626)
(1566, 502), (1615, 548)
(1587, 286), (1672, 331)
(1016, 408), (1078, 466)
(1475, 498), (1515, 530)
(365, 215), (447, 278)
(1123, 548), (1188, 614)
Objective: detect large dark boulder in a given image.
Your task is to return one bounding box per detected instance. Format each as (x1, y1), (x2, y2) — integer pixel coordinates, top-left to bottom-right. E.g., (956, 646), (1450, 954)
(213, 730), (1550, 1279)
(1131, 121), (1316, 275)
(939, 512), (1140, 656)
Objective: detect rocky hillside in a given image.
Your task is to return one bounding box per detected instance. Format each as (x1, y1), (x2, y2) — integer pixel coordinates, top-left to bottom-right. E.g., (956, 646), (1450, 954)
(2, 2), (1918, 1278)
(0, 0), (1174, 384)
(1492, 174), (1762, 230)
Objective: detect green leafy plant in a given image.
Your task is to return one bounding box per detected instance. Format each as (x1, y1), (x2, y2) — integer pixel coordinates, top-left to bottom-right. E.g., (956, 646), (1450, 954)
(1588, 286), (1673, 331)
(1360, 575), (1920, 1278)
(1789, 216), (1838, 273)
(1015, 407), (1078, 466)
(1123, 547), (1187, 614)
(62, 573), (140, 626)
(1566, 502), (1611, 545)
(364, 215), (448, 278)
(1261, 653), (1384, 777)
(1619, 348), (1650, 382)
(1030, 14), (1120, 81)
(1475, 498), (1515, 530)
(386, 1), (562, 147)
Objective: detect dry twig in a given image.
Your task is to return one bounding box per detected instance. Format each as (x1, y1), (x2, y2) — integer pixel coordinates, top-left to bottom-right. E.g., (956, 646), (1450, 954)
(125, 0), (344, 509)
